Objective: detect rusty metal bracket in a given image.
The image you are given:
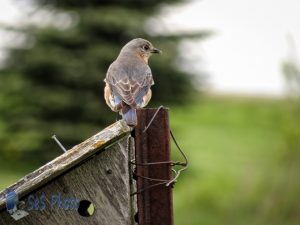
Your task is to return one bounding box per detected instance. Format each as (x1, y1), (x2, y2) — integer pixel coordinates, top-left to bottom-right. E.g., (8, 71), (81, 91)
(131, 106), (188, 195)
(133, 107), (188, 225)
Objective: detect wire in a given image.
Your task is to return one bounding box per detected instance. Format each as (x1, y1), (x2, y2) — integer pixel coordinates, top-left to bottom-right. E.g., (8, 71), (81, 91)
(129, 106), (189, 195)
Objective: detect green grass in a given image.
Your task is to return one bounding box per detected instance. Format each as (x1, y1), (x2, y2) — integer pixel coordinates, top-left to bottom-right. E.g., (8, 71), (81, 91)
(0, 95), (299, 225)
(169, 96), (298, 225)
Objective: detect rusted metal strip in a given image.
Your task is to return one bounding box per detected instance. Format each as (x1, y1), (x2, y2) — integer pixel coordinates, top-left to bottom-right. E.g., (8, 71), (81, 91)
(134, 108), (173, 225)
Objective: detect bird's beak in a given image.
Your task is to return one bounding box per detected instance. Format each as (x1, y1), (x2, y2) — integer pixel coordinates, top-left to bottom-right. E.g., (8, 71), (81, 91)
(151, 48), (162, 54)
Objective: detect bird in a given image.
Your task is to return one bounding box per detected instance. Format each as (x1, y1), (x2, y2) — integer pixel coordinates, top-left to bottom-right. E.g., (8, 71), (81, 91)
(104, 38), (161, 126)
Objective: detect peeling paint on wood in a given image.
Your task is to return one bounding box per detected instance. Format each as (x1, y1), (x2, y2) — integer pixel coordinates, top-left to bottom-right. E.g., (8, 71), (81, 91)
(0, 120), (131, 211)
(0, 135), (135, 225)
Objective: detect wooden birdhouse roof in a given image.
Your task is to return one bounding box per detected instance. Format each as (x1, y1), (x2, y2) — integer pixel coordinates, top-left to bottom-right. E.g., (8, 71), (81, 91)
(0, 120), (131, 211)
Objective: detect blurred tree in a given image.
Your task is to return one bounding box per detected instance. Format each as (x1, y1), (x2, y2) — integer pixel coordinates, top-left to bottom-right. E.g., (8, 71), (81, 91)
(0, 0), (209, 162)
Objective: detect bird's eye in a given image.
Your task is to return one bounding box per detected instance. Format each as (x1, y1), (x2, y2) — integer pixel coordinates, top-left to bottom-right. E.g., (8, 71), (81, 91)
(143, 45), (150, 51)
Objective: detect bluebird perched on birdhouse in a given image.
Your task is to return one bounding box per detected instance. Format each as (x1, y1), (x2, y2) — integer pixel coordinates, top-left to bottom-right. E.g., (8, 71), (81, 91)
(104, 38), (161, 126)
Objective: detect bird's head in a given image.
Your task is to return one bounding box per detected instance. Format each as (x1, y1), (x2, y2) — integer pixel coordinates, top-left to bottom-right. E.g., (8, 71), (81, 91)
(120, 38), (162, 63)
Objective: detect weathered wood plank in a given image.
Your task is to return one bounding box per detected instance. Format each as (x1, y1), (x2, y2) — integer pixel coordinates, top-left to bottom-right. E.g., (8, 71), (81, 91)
(0, 120), (131, 211)
(0, 135), (135, 225)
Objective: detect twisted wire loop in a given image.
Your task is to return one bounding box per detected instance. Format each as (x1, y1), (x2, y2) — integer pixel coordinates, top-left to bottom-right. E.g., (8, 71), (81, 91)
(130, 106), (189, 196)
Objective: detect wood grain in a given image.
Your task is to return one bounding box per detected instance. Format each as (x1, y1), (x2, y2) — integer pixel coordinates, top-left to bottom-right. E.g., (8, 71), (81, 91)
(0, 135), (135, 225)
(0, 120), (131, 211)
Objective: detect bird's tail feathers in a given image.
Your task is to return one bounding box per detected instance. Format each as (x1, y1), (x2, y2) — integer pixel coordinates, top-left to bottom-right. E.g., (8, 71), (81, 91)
(122, 108), (137, 127)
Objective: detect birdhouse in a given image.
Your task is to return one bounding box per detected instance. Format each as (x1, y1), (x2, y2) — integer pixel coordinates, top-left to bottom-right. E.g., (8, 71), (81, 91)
(0, 108), (176, 225)
(0, 121), (135, 225)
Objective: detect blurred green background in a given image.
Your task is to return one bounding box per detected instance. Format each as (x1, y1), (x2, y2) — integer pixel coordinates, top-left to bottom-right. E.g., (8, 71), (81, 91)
(0, 0), (300, 225)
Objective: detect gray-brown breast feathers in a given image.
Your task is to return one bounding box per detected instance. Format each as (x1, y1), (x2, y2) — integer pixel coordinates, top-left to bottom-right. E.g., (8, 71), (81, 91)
(105, 57), (153, 106)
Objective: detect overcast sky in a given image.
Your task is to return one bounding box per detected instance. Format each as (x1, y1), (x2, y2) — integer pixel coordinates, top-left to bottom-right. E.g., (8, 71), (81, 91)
(1, 0), (300, 96)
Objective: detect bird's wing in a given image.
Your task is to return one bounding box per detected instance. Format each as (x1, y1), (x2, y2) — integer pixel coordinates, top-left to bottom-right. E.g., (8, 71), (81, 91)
(134, 74), (153, 106)
(106, 61), (153, 106)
